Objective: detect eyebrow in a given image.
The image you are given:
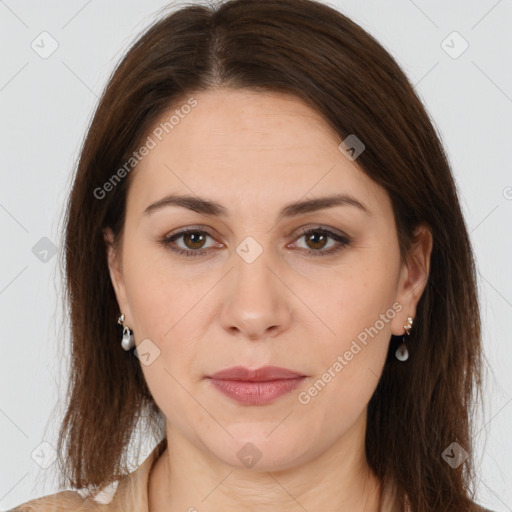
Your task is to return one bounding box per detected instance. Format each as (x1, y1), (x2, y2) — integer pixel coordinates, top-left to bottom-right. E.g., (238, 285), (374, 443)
(143, 192), (371, 220)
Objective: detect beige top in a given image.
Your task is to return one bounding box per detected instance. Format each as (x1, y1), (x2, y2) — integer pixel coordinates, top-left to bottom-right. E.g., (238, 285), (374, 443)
(10, 438), (168, 512)
(10, 439), (491, 512)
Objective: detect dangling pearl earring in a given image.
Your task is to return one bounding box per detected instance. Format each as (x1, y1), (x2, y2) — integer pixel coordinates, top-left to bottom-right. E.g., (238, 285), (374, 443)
(395, 316), (413, 361)
(118, 313), (135, 351)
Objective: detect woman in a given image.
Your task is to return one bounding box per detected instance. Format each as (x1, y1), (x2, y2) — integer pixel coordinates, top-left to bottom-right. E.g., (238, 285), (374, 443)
(11, 0), (493, 510)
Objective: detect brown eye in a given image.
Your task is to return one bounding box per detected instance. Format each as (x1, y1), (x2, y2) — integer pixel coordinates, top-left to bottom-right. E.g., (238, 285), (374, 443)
(161, 226), (350, 259)
(181, 232), (207, 250)
(161, 229), (217, 257)
(293, 228), (351, 257)
(304, 231), (329, 250)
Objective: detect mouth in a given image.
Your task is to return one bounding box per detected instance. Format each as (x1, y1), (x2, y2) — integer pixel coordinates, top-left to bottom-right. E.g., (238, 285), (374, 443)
(205, 365), (307, 406)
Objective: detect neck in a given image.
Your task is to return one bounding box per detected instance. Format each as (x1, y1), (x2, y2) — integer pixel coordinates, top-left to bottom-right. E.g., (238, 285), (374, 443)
(149, 411), (384, 512)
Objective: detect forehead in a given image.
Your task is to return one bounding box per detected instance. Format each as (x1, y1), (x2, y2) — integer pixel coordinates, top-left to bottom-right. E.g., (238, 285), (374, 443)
(126, 88), (386, 218)
(162, 89), (338, 156)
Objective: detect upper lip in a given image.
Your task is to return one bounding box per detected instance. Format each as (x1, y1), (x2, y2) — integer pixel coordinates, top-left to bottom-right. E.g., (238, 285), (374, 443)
(207, 365), (305, 382)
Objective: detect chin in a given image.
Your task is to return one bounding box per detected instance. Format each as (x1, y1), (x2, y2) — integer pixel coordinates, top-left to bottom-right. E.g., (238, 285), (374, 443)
(200, 428), (315, 472)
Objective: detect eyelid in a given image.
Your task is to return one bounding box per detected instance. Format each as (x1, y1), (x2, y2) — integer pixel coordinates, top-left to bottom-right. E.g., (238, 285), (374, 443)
(293, 224), (350, 240)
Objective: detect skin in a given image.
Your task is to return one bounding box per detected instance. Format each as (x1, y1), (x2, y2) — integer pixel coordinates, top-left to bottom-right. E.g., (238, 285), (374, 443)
(104, 88), (432, 512)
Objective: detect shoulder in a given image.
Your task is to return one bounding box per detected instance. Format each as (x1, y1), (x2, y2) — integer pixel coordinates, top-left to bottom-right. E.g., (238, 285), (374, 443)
(8, 438), (168, 512)
(8, 489), (99, 511)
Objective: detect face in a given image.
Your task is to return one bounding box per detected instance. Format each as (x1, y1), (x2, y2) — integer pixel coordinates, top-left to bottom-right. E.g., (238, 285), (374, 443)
(105, 88), (431, 471)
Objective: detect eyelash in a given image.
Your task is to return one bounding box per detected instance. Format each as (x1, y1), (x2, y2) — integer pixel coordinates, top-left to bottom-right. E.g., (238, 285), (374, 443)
(159, 226), (351, 258)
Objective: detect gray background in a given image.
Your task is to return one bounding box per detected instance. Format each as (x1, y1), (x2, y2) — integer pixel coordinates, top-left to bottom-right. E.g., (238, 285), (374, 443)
(0, 0), (511, 510)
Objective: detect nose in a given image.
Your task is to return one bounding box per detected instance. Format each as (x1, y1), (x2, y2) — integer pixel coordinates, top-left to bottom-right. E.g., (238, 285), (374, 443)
(219, 245), (293, 342)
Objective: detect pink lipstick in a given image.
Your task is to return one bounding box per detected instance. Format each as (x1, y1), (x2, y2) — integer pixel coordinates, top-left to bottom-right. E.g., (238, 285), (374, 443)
(206, 366), (306, 405)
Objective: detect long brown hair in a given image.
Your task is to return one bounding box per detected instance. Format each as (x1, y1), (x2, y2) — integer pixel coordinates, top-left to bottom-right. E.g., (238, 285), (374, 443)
(57, 1), (485, 510)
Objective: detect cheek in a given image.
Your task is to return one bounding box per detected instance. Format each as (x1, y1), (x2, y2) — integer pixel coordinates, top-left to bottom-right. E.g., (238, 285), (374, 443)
(127, 262), (200, 422)
(310, 257), (398, 348)
(122, 240), (191, 337)
(297, 300), (394, 443)
(121, 242), (206, 377)
(299, 257), (398, 405)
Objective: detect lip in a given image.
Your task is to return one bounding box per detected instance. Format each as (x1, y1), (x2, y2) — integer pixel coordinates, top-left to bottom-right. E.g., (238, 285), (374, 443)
(208, 365), (305, 381)
(206, 366), (307, 406)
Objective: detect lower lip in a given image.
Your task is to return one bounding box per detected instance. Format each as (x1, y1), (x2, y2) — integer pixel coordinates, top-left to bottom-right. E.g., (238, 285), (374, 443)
(207, 377), (306, 405)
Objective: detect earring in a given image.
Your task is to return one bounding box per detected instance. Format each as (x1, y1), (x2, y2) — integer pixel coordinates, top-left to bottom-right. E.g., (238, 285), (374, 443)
(395, 316), (413, 361)
(118, 313), (135, 351)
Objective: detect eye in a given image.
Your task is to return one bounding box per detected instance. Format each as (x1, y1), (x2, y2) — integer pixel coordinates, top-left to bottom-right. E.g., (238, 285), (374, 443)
(160, 226), (351, 258)
(160, 228), (219, 257)
(291, 227), (351, 257)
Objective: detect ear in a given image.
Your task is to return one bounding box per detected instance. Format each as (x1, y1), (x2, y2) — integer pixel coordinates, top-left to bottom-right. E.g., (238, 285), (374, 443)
(103, 227), (133, 325)
(391, 223), (433, 336)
